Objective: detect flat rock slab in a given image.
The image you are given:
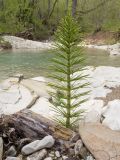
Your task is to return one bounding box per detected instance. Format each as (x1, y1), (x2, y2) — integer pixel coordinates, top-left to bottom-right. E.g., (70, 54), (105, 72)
(21, 79), (50, 98)
(0, 81), (33, 115)
(79, 123), (120, 160)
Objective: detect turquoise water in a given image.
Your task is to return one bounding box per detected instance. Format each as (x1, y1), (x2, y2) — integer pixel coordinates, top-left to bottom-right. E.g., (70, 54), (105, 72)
(0, 48), (120, 80)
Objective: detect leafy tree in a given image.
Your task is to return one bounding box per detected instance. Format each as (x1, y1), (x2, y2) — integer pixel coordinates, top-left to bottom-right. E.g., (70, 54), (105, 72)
(48, 13), (89, 128)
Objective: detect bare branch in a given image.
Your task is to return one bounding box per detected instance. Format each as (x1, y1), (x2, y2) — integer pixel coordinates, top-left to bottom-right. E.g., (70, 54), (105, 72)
(77, 0), (113, 15)
(49, 0), (58, 18)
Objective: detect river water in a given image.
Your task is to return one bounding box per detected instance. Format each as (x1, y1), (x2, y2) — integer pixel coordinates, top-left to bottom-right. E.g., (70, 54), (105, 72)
(0, 48), (120, 80)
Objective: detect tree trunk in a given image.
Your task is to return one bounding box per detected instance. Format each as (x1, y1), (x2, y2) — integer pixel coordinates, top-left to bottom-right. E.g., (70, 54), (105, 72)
(48, 0), (51, 15)
(65, 0), (69, 14)
(72, 0), (77, 17)
(4, 109), (74, 141)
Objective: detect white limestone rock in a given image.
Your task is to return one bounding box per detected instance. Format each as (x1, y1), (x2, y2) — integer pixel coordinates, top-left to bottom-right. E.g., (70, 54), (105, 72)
(21, 79), (50, 98)
(84, 110), (101, 123)
(102, 100), (120, 130)
(30, 97), (55, 118)
(93, 66), (120, 88)
(3, 36), (54, 50)
(85, 43), (120, 56)
(0, 82), (33, 115)
(31, 76), (46, 83)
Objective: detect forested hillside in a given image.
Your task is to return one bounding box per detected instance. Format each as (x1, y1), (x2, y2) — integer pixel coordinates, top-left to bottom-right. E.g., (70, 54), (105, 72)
(0, 0), (120, 40)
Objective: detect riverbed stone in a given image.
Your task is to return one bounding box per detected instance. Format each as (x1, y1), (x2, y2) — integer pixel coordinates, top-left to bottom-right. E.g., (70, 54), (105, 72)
(0, 137), (3, 160)
(21, 135), (55, 155)
(79, 147), (88, 159)
(86, 155), (94, 160)
(55, 151), (61, 158)
(44, 157), (53, 160)
(5, 157), (21, 160)
(102, 100), (120, 130)
(26, 149), (47, 160)
(6, 146), (17, 157)
(79, 122), (120, 160)
(74, 139), (83, 155)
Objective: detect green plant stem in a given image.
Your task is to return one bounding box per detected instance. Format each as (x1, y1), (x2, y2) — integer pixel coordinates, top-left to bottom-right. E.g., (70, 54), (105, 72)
(66, 45), (71, 128)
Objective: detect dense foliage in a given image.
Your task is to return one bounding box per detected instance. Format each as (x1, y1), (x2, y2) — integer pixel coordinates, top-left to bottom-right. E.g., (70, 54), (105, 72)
(48, 13), (89, 128)
(0, 0), (120, 40)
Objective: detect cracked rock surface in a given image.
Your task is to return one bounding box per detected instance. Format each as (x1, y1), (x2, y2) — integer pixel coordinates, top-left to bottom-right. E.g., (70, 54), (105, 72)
(0, 78), (33, 115)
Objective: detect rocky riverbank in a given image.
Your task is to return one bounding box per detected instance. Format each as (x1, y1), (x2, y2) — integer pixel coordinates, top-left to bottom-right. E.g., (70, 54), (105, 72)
(3, 36), (54, 50)
(2, 35), (120, 56)
(84, 43), (120, 56)
(0, 37), (12, 51)
(1, 66), (120, 159)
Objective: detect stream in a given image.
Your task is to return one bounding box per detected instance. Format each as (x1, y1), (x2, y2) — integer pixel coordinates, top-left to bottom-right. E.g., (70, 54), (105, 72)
(0, 48), (120, 80)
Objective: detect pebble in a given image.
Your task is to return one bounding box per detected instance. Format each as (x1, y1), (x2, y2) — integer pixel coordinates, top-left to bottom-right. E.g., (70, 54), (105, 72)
(86, 155), (94, 160)
(27, 149), (47, 160)
(21, 135), (55, 155)
(48, 151), (54, 158)
(18, 138), (31, 150)
(79, 147), (88, 159)
(44, 157), (53, 160)
(62, 156), (68, 160)
(69, 148), (75, 156)
(5, 157), (21, 160)
(74, 139), (83, 155)
(71, 133), (80, 143)
(5, 146), (17, 157)
(65, 158), (79, 160)
(55, 151), (61, 158)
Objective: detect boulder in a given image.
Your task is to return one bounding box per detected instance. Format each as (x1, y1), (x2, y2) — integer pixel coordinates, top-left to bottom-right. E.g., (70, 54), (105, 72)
(79, 122), (120, 160)
(80, 100), (103, 123)
(21, 136), (55, 155)
(0, 137), (3, 160)
(102, 100), (120, 130)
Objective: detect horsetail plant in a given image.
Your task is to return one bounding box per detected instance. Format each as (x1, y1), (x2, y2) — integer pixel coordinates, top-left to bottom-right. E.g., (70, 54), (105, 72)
(48, 13), (89, 128)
